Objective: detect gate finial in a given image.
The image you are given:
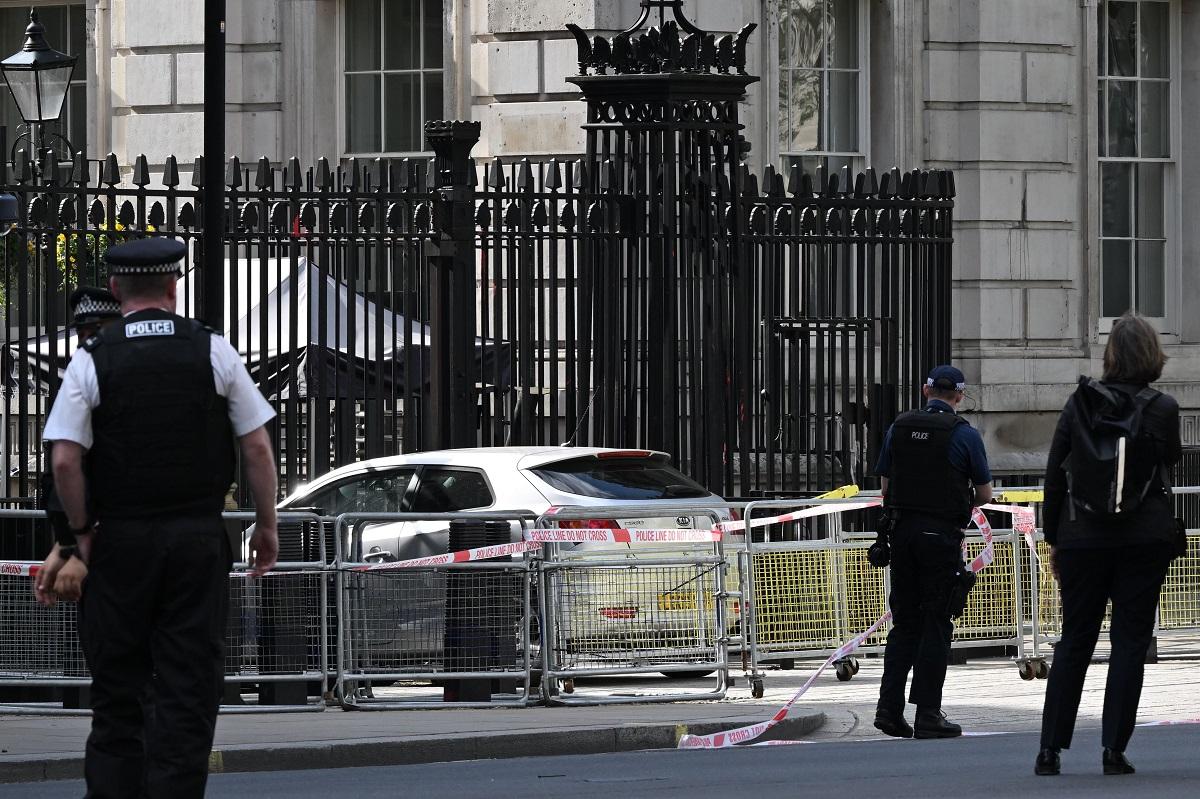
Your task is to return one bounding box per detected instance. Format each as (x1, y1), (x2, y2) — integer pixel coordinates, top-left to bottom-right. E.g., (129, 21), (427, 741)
(567, 1), (756, 76)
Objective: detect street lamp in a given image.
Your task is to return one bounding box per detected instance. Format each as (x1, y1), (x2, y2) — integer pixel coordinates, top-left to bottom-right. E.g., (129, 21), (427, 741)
(0, 8), (77, 162)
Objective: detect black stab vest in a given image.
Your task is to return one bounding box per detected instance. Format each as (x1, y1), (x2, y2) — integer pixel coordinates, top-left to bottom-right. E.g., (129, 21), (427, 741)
(885, 408), (974, 528)
(85, 309), (236, 517)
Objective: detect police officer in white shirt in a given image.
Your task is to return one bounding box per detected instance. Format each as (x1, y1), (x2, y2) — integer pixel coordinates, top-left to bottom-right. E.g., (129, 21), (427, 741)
(36, 237), (279, 799)
(41, 287), (123, 549)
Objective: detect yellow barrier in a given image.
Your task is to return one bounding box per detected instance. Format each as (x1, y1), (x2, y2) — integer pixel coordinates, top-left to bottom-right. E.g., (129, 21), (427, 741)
(1159, 534), (1200, 629)
(752, 549), (842, 650)
(954, 535), (1019, 643)
(995, 489), (1044, 504)
(814, 485), (861, 500)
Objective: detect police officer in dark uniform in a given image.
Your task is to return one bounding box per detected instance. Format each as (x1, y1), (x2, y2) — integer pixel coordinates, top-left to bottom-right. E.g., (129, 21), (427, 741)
(38, 238), (280, 798)
(872, 365), (992, 740)
(35, 287), (123, 572)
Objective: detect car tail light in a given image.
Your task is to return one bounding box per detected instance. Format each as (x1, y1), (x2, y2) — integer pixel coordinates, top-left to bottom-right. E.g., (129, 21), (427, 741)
(596, 450), (652, 459)
(600, 606), (638, 620)
(728, 508), (742, 521)
(557, 518), (622, 529)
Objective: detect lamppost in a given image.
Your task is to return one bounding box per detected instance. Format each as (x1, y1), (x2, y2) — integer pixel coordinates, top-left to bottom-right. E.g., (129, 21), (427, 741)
(0, 8), (77, 164)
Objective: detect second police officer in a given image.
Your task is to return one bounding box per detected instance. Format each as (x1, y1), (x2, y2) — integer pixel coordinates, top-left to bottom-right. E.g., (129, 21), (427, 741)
(36, 287), (123, 599)
(872, 365), (993, 740)
(38, 238), (280, 799)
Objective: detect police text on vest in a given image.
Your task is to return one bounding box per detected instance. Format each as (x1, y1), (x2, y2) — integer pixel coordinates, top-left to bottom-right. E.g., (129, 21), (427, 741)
(911, 432), (929, 440)
(126, 320), (175, 338)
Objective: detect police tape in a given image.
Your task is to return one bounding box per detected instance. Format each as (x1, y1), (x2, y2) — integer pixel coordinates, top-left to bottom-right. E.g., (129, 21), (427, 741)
(981, 503), (1039, 563)
(716, 499), (883, 533)
(351, 540), (542, 571)
(528, 499), (883, 543)
(361, 499), (882, 568)
(678, 611), (893, 749)
(0, 561), (40, 578)
(965, 506), (995, 573)
(677, 504), (1023, 750)
(524, 528), (724, 544)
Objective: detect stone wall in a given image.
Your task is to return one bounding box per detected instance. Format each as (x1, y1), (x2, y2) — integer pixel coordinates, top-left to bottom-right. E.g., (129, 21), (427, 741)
(102, 0), (283, 175)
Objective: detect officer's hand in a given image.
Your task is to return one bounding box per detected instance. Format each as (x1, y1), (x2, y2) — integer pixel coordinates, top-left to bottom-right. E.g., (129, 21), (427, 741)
(53, 556), (89, 602)
(34, 545), (66, 607)
(248, 523), (278, 577)
(1048, 545), (1059, 582)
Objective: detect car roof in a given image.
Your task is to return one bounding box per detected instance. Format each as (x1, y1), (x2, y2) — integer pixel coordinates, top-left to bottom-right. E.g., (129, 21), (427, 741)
(283, 446), (673, 502)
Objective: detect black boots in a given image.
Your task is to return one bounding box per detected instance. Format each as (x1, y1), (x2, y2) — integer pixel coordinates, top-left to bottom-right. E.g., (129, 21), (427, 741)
(874, 707), (963, 740)
(1103, 748), (1136, 775)
(873, 707), (914, 739)
(1034, 747), (1135, 775)
(1034, 748), (1061, 776)
(913, 708), (962, 739)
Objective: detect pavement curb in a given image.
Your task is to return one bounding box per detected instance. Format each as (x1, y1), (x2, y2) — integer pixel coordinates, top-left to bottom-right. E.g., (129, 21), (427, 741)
(0, 712), (826, 783)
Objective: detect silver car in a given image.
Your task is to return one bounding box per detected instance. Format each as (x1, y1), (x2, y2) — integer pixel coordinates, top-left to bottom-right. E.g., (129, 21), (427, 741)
(256, 447), (732, 674)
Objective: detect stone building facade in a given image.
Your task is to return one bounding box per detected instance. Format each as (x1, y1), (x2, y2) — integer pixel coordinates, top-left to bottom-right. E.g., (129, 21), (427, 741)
(12, 0), (1195, 474)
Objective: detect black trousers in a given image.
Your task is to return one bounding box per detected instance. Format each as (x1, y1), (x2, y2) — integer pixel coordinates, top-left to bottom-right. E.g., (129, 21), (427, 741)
(878, 519), (962, 713)
(79, 514), (231, 799)
(1039, 543), (1172, 753)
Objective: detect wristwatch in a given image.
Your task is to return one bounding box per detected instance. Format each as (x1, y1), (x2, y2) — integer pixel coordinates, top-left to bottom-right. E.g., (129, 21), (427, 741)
(58, 544), (79, 561)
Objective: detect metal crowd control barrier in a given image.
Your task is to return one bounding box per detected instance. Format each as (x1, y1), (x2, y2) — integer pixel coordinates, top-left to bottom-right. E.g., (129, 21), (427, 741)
(222, 511), (331, 712)
(741, 498), (884, 698)
(333, 511), (537, 709)
(953, 526), (1026, 659)
(1007, 486), (1200, 676)
(740, 496), (1041, 696)
(535, 505), (733, 705)
(0, 510), (330, 715)
(1028, 489), (1200, 671)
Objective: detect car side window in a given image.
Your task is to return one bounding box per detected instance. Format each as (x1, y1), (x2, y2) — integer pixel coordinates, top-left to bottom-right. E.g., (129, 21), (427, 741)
(411, 468), (494, 513)
(308, 469), (416, 516)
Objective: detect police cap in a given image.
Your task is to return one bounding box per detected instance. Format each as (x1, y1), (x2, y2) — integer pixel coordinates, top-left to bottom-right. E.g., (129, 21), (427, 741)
(104, 238), (187, 276)
(68, 286), (121, 326)
(926, 364), (966, 392)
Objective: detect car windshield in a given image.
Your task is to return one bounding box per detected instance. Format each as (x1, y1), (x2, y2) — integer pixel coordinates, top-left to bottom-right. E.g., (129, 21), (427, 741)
(530, 455), (709, 500)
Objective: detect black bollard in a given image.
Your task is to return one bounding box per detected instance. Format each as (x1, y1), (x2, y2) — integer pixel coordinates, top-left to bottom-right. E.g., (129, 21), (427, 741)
(443, 520), (510, 702)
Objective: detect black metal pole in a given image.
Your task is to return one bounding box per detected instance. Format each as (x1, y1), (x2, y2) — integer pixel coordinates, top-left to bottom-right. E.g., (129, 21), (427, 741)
(425, 120), (481, 449)
(202, 0), (225, 330)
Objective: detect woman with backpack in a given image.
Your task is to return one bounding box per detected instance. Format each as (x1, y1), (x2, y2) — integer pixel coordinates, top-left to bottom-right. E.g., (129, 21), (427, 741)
(1035, 312), (1182, 777)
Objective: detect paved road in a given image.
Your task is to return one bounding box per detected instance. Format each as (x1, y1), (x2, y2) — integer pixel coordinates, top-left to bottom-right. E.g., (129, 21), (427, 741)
(6, 722), (1197, 799)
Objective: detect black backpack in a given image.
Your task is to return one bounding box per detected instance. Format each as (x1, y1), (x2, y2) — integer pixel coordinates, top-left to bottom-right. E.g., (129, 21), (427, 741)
(1062, 377), (1165, 519)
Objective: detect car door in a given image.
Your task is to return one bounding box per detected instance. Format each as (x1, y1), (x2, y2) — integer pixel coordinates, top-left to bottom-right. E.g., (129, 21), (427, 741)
(404, 466), (497, 556)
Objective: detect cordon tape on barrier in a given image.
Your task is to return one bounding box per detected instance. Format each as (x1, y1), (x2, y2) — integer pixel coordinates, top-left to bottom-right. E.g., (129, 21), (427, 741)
(717, 499), (882, 533)
(352, 540), (542, 571)
(525, 528), (724, 544)
(677, 504), (1029, 749)
(982, 503), (1039, 563)
(0, 561), (40, 578)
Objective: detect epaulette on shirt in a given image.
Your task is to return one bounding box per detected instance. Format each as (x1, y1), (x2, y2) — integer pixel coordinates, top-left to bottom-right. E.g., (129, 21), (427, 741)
(81, 334), (103, 353)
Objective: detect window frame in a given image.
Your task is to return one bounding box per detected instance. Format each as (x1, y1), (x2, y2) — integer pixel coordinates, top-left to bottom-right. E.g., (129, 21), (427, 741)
(770, 0), (871, 174)
(410, 465), (496, 513)
(1095, 0), (1181, 335)
(337, 0), (447, 159)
